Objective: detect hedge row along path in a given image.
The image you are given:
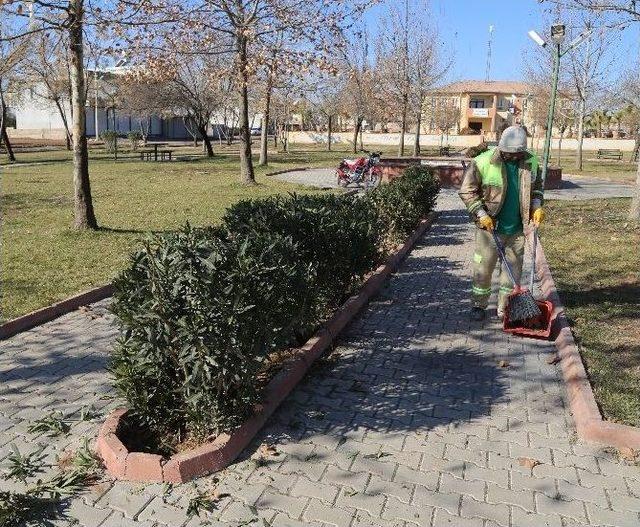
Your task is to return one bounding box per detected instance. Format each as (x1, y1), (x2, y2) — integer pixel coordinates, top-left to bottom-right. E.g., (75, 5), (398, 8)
(1, 190), (639, 526)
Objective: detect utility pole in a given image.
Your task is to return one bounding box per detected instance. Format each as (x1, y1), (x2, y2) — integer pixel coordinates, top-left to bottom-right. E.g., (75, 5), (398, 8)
(485, 25), (494, 82)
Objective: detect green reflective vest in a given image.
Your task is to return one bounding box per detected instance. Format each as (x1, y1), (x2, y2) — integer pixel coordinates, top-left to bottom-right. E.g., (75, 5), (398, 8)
(474, 148), (539, 187)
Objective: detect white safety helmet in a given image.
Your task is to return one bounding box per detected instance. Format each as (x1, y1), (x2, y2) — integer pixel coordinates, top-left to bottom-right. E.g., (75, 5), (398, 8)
(498, 125), (527, 153)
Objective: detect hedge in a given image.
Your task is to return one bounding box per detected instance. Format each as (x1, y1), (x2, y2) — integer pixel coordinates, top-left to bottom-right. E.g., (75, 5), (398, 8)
(110, 166), (440, 450)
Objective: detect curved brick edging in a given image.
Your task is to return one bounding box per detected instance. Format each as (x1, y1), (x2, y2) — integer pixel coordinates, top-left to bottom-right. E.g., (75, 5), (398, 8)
(536, 240), (640, 450)
(97, 213), (437, 483)
(0, 284), (114, 340)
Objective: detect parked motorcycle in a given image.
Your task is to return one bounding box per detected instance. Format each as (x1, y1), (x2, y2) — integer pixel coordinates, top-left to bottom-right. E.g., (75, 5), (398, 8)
(335, 151), (382, 189)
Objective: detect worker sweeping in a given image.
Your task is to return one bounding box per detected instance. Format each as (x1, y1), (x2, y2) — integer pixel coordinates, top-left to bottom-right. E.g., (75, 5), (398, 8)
(459, 125), (545, 321)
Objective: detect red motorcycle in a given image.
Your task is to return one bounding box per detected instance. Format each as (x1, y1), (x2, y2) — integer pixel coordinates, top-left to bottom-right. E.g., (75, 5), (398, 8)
(335, 151), (382, 189)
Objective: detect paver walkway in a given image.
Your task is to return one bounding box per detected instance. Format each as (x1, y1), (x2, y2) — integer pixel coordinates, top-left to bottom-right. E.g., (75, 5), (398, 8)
(2, 191), (640, 527)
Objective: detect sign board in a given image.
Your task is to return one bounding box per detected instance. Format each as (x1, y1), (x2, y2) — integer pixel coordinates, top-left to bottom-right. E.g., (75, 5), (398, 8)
(471, 108), (489, 118)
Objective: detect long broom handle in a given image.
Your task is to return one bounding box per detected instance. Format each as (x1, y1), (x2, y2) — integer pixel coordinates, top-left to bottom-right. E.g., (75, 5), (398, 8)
(491, 230), (520, 289)
(529, 226), (538, 292)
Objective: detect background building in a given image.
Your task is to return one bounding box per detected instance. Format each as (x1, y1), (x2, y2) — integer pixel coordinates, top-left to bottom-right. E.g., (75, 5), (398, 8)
(424, 80), (531, 140)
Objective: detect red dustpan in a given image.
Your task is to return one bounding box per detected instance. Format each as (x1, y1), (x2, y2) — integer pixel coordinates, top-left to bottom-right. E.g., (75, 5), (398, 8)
(503, 298), (553, 338)
(502, 227), (553, 339)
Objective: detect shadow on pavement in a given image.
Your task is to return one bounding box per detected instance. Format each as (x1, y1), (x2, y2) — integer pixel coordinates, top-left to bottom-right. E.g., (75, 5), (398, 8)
(240, 208), (519, 469)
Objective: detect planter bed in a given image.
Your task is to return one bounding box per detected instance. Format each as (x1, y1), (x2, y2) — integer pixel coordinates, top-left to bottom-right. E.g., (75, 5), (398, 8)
(97, 214), (435, 483)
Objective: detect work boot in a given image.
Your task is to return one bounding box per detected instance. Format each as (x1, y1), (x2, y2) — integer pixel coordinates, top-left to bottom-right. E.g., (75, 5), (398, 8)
(470, 307), (485, 321)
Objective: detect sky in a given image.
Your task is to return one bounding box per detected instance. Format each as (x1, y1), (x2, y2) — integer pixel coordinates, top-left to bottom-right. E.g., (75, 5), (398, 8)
(365, 0), (640, 84)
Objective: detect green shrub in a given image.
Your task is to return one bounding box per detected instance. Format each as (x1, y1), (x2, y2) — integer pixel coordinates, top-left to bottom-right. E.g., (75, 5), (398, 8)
(110, 225), (314, 445)
(223, 193), (382, 316)
(367, 165), (440, 242)
(127, 131), (143, 151)
(99, 130), (118, 154)
(110, 171), (439, 450)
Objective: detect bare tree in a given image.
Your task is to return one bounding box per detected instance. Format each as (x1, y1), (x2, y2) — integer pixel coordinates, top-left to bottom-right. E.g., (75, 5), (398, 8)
(1, 0), (98, 229)
(542, 0), (640, 220)
(117, 0), (373, 183)
(0, 21), (29, 162)
(117, 74), (166, 145)
(565, 19), (613, 169)
(24, 32), (77, 150)
(337, 31), (378, 154)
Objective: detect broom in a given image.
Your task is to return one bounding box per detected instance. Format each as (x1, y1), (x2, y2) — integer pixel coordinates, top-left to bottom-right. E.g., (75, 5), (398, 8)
(491, 230), (541, 322)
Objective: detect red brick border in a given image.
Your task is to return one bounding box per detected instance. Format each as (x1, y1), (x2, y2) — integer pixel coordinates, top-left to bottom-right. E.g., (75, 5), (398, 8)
(536, 240), (640, 450)
(97, 213), (436, 483)
(0, 284), (114, 340)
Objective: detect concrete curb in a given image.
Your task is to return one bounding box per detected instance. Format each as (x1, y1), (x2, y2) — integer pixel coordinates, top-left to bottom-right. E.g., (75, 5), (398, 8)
(97, 213), (437, 483)
(536, 240), (640, 450)
(0, 284), (114, 340)
(264, 166), (311, 177)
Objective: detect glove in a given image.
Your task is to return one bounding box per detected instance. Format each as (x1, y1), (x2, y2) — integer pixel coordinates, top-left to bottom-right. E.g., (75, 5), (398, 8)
(532, 208), (545, 226)
(478, 215), (494, 231)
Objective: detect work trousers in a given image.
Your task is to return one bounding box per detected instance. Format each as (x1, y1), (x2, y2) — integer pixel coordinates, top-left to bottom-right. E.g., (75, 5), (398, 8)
(471, 229), (525, 312)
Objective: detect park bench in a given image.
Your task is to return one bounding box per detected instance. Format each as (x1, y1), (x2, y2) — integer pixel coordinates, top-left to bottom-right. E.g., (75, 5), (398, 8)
(596, 148), (623, 160)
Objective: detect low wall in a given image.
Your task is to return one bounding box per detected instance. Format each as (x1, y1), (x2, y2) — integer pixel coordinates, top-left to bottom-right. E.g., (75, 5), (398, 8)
(379, 158), (466, 188)
(380, 157), (561, 190)
(291, 131), (637, 152)
(289, 132), (483, 149)
(7, 128), (68, 141)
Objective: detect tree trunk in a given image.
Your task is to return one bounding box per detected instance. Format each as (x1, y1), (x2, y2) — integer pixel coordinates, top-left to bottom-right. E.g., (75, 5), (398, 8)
(53, 99), (73, 150)
(352, 117), (361, 154)
(327, 115), (332, 151)
(199, 125), (214, 157)
(69, 0), (97, 230)
(0, 92), (16, 162)
(557, 132), (563, 165)
(259, 74), (273, 166)
(413, 111), (422, 157)
(575, 97), (586, 171)
(398, 94), (407, 157)
(236, 34), (255, 184)
(630, 156), (640, 221)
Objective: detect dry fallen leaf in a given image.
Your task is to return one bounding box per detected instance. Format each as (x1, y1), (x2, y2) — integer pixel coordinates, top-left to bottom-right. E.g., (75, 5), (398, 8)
(253, 443), (278, 459)
(518, 457), (542, 469)
(546, 355), (561, 365)
(498, 360), (510, 368)
(618, 447), (638, 462)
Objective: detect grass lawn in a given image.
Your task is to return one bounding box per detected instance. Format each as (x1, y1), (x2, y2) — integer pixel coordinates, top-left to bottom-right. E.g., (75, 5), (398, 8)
(1, 143), (373, 321)
(542, 198), (640, 427)
(533, 148), (637, 183)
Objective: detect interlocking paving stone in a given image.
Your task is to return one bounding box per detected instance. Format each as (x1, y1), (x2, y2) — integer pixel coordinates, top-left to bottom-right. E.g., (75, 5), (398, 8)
(2, 190), (640, 526)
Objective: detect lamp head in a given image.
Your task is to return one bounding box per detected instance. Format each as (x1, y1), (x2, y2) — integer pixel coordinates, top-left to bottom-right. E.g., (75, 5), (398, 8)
(551, 24), (566, 44)
(528, 30), (546, 47)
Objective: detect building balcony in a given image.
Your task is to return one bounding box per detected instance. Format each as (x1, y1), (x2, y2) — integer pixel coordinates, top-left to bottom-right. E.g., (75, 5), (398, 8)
(467, 107), (496, 119)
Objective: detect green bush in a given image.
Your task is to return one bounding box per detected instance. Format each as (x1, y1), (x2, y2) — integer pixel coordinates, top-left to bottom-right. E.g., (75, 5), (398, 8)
(99, 130), (118, 154)
(367, 165), (440, 242)
(110, 169), (439, 450)
(223, 193), (382, 318)
(127, 131), (143, 151)
(110, 225), (314, 445)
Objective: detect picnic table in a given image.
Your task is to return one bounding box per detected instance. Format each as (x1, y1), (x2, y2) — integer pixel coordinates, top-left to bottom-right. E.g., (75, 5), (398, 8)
(139, 142), (173, 161)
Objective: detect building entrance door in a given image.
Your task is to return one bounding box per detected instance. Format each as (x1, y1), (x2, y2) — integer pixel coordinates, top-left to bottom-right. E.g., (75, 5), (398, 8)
(469, 122), (482, 133)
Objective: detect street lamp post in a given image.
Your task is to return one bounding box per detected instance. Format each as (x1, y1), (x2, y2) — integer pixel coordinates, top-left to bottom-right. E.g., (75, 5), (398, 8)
(528, 24), (592, 184)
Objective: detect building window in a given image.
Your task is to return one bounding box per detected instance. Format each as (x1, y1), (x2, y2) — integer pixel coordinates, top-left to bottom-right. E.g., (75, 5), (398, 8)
(469, 98), (485, 108)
